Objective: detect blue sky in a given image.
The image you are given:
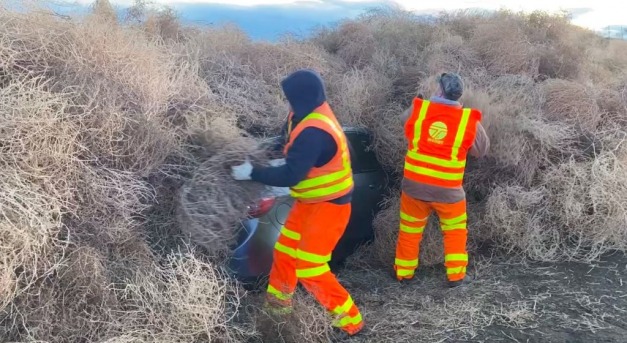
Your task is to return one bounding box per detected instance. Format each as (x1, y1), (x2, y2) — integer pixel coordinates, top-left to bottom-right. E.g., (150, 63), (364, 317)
(52, 1), (627, 40)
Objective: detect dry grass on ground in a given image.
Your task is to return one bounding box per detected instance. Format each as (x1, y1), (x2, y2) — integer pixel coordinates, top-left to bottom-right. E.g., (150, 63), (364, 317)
(1, 1), (627, 342)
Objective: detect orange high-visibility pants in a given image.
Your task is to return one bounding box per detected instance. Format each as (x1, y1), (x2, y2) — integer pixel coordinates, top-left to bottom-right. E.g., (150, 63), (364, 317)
(395, 192), (468, 282)
(266, 201), (363, 335)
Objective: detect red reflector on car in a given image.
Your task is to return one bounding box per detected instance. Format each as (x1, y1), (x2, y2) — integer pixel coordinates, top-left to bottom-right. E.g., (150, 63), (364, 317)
(247, 197), (276, 218)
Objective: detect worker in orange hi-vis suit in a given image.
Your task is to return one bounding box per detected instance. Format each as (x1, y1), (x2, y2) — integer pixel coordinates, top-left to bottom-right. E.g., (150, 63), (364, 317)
(396, 72), (490, 287)
(230, 69), (363, 336)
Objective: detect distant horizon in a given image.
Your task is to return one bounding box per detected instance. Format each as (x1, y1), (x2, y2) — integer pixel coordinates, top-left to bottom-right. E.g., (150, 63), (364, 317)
(44, 1), (627, 41)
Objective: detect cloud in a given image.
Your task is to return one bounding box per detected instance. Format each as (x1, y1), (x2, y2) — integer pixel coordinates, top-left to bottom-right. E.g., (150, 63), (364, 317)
(567, 7), (595, 18)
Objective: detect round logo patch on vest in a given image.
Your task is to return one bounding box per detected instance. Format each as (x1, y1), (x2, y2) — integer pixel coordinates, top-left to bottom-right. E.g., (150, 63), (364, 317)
(428, 121), (448, 143)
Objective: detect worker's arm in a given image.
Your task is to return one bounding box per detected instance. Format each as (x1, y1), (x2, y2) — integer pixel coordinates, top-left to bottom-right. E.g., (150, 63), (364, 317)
(400, 103), (413, 124)
(400, 94), (422, 124)
(469, 122), (490, 158)
(251, 128), (334, 187)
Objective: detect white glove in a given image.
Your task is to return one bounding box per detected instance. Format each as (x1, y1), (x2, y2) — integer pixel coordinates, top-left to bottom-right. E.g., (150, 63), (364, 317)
(269, 158), (286, 167)
(231, 159), (253, 180)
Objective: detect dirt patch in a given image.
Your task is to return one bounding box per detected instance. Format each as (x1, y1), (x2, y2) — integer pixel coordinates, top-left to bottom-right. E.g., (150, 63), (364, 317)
(331, 252), (627, 343)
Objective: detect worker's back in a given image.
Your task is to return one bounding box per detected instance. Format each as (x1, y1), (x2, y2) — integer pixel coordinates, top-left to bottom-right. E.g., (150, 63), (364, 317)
(401, 96), (487, 203)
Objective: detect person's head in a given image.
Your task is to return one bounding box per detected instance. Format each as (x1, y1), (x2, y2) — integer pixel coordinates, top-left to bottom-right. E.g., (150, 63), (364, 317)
(280, 69), (326, 121)
(436, 72), (464, 101)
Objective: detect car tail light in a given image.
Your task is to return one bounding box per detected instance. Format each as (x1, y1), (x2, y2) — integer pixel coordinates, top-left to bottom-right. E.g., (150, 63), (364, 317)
(247, 197), (276, 218)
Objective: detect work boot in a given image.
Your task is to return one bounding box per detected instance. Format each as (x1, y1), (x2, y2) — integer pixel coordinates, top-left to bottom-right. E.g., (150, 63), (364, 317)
(392, 269), (415, 283)
(448, 274), (473, 288)
(397, 275), (414, 283)
(332, 321), (364, 341)
(262, 301), (293, 317)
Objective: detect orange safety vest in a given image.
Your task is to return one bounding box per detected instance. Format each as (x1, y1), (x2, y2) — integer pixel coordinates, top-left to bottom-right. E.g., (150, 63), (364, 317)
(284, 102), (354, 203)
(404, 98), (481, 188)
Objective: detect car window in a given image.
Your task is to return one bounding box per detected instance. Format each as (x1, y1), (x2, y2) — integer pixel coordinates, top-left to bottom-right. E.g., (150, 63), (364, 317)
(345, 131), (381, 173)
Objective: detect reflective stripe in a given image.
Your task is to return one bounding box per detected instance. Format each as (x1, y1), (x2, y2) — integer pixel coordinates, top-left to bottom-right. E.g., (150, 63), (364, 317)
(293, 167), (351, 190)
(451, 108), (471, 161)
(400, 224), (425, 234)
(440, 213), (467, 226)
(400, 211), (428, 223)
(280, 226), (301, 241)
(267, 285), (293, 301)
(395, 258), (418, 267)
(404, 163), (464, 181)
(447, 266), (467, 275)
(332, 296), (354, 315)
(335, 313), (363, 328)
(296, 264), (330, 278)
(396, 269), (415, 277)
(445, 253), (468, 263)
(441, 223), (467, 231)
(274, 242), (296, 258)
(412, 101), (430, 149)
(296, 249), (331, 264)
(291, 176), (353, 199)
(304, 113), (343, 137)
(406, 150), (466, 169)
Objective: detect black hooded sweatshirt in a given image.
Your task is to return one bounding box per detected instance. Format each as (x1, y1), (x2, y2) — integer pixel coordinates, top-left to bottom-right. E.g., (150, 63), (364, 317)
(251, 69), (351, 204)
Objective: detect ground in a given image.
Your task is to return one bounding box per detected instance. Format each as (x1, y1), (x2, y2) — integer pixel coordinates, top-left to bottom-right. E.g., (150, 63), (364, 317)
(243, 252), (627, 343)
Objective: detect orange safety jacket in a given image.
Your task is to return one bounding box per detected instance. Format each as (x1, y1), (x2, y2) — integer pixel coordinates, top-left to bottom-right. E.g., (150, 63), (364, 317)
(404, 98), (482, 188)
(284, 102), (354, 203)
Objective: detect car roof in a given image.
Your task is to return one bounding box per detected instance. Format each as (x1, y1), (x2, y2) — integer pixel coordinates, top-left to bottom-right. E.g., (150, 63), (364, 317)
(260, 126), (371, 143)
(341, 126), (371, 135)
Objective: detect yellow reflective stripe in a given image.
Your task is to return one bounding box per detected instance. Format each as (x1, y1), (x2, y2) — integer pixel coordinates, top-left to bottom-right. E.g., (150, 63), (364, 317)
(300, 113), (348, 158)
(267, 285), (293, 301)
(293, 167), (351, 190)
(404, 163), (464, 180)
(395, 258), (418, 267)
(280, 226), (301, 241)
(451, 108), (471, 161)
(274, 242), (296, 258)
(445, 254), (468, 262)
(396, 269), (415, 277)
(303, 112), (342, 134)
(335, 313), (363, 327)
(296, 249), (331, 264)
(440, 213), (467, 226)
(406, 150), (466, 169)
(332, 296), (354, 315)
(412, 101), (430, 149)
(447, 266), (467, 275)
(441, 223), (467, 231)
(291, 176), (353, 199)
(400, 211), (428, 223)
(296, 264), (330, 278)
(400, 224), (425, 234)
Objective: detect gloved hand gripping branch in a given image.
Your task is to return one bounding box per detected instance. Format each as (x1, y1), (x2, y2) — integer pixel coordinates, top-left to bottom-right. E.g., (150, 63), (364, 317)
(231, 158), (253, 180)
(231, 158), (286, 181)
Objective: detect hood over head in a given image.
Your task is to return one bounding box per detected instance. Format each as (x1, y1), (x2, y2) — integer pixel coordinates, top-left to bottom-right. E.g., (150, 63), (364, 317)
(281, 69), (327, 121)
